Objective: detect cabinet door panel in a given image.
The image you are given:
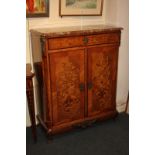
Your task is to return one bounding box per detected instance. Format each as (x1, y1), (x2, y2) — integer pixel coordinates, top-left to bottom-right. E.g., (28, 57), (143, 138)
(88, 45), (118, 116)
(49, 49), (85, 125)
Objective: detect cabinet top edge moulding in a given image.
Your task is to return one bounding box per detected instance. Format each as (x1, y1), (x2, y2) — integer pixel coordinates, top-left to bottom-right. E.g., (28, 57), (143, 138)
(30, 25), (123, 38)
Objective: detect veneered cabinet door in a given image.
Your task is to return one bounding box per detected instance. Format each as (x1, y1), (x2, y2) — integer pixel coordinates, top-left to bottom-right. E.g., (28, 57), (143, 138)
(87, 45), (119, 117)
(49, 49), (85, 126)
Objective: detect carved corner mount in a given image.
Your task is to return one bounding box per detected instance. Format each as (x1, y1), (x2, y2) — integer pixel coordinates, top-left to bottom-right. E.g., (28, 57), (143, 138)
(40, 37), (46, 55)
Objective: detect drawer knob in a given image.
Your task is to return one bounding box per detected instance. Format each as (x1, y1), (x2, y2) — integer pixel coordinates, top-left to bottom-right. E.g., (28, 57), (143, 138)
(83, 37), (89, 44)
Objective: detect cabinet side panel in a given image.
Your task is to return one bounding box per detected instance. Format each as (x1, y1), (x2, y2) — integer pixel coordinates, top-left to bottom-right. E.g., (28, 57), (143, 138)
(31, 33), (42, 63)
(31, 33), (43, 119)
(31, 33), (47, 123)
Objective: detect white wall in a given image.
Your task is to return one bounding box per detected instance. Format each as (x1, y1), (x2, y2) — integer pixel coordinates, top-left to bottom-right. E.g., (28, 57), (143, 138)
(26, 0), (129, 126)
(26, 0), (106, 29)
(105, 0), (129, 112)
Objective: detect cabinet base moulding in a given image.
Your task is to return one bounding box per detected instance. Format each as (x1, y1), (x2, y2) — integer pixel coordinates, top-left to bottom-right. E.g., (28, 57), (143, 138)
(37, 110), (118, 135)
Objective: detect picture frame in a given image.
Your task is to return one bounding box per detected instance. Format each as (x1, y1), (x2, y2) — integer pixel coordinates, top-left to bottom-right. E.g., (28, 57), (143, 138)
(59, 0), (103, 16)
(26, 0), (49, 18)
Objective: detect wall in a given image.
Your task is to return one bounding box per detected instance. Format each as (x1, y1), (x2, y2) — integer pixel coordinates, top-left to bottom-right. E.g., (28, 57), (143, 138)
(26, 0), (129, 126)
(105, 0), (129, 112)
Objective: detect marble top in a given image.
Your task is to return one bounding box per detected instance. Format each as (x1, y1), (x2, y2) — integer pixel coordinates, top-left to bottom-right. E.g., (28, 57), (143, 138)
(31, 25), (123, 38)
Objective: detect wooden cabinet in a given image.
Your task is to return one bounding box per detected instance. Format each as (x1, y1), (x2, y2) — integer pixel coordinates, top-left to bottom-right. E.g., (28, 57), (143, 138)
(31, 25), (122, 136)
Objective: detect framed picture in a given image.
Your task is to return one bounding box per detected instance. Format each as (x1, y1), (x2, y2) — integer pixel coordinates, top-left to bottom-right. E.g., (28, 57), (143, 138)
(59, 0), (103, 16)
(26, 0), (49, 18)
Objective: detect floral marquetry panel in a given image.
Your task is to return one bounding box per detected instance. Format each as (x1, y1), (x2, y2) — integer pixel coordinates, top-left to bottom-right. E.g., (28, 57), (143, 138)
(88, 45), (118, 116)
(49, 49), (85, 125)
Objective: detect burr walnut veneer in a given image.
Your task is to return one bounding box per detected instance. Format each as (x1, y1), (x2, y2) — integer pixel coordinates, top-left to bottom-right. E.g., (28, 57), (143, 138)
(31, 25), (122, 136)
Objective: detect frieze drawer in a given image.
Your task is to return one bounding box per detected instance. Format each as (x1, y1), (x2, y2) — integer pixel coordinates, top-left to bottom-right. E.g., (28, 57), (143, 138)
(48, 33), (120, 50)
